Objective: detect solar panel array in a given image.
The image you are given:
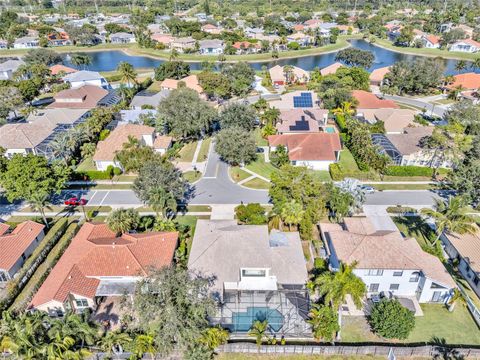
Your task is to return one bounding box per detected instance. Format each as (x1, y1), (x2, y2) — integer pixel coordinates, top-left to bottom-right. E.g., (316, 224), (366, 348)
(289, 115), (311, 131)
(293, 92), (313, 108)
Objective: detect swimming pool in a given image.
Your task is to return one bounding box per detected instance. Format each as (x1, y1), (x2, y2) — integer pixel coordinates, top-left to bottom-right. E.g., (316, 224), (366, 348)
(231, 306), (284, 332)
(325, 127), (336, 133)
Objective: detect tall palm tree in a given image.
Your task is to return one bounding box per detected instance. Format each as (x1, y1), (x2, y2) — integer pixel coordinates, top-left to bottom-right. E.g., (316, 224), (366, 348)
(117, 61), (137, 87)
(454, 60), (467, 73)
(248, 320), (269, 349)
(132, 334), (156, 360)
(333, 101), (355, 118)
(50, 132), (73, 165)
(106, 208), (139, 235)
(471, 58), (480, 72)
(98, 331), (132, 360)
(70, 53), (92, 70)
(280, 200), (304, 231)
(448, 85), (465, 101)
(147, 187), (177, 219)
(169, 48), (179, 61)
(421, 196), (477, 246)
(282, 65), (294, 85)
(27, 192), (51, 227)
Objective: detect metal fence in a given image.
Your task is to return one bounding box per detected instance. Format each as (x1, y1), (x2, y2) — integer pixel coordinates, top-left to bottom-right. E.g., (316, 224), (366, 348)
(218, 342), (480, 358)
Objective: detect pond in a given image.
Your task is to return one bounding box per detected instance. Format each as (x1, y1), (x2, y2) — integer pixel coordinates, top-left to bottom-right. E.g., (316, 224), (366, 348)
(63, 39), (479, 75)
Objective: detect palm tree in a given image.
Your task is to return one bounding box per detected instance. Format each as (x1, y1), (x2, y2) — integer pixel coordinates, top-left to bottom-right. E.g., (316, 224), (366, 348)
(131, 334), (156, 360)
(47, 312), (97, 349)
(248, 320), (269, 349)
(117, 61), (137, 87)
(312, 262), (366, 340)
(333, 101), (355, 118)
(447, 288), (464, 312)
(27, 192), (51, 227)
(49, 132), (73, 165)
(267, 211), (282, 231)
(106, 208), (139, 235)
(447, 85), (465, 101)
(199, 326), (229, 350)
(454, 60), (467, 73)
(471, 58), (480, 71)
(280, 200), (304, 231)
(70, 53), (92, 70)
(282, 65), (294, 85)
(98, 331), (132, 360)
(117, 84), (135, 103)
(169, 48), (179, 61)
(443, 74), (455, 86)
(147, 187), (177, 219)
(421, 196), (477, 247)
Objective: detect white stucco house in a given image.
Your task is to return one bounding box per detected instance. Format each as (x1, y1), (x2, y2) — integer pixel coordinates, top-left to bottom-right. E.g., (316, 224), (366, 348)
(109, 32), (136, 44)
(320, 217), (456, 305)
(63, 70), (110, 89)
(13, 36), (39, 49)
(449, 39), (480, 53)
(0, 59), (25, 80)
(198, 39), (224, 54)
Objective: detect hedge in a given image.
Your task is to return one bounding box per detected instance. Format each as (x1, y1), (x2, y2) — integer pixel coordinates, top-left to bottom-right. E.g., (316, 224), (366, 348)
(75, 170), (112, 180)
(0, 218), (69, 311)
(329, 163), (379, 181)
(384, 166), (434, 177)
(10, 222), (81, 312)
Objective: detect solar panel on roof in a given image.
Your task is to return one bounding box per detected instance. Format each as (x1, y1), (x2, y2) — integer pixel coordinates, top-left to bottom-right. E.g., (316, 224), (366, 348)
(293, 92), (313, 108)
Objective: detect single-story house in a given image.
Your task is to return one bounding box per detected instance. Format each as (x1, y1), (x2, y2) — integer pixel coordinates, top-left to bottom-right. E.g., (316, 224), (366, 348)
(130, 89), (170, 110)
(47, 32), (72, 46)
(0, 59), (25, 80)
(276, 108), (329, 134)
(232, 41), (261, 54)
(0, 108), (90, 159)
(93, 124), (172, 170)
(450, 39), (480, 53)
(160, 74), (203, 95)
(356, 108), (417, 134)
(49, 64), (77, 76)
(445, 72), (480, 91)
(171, 37), (196, 52)
(443, 228), (480, 297)
(201, 24), (222, 34)
(119, 108), (157, 125)
(150, 33), (174, 47)
(30, 222), (178, 316)
(369, 66), (390, 87)
(422, 34), (441, 49)
(0, 221), (45, 282)
(320, 217), (455, 304)
(198, 39), (224, 55)
(13, 36), (39, 49)
(352, 90), (399, 109)
(318, 22), (338, 37)
(187, 220), (310, 335)
(372, 126), (452, 168)
(48, 85), (118, 110)
(63, 70), (110, 89)
(286, 32), (314, 46)
(268, 90), (320, 110)
(244, 27), (265, 39)
(268, 132), (342, 170)
(320, 62), (344, 76)
(110, 32), (136, 44)
(269, 65), (310, 86)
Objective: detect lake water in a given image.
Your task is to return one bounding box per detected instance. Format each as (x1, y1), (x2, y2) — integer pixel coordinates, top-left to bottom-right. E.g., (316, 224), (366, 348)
(64, 39), (479, 75)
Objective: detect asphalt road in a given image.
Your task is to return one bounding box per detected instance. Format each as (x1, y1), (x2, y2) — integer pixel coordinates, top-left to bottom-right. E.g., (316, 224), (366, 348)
(383, 94), (448, 117)
(364, 190), (441, 206)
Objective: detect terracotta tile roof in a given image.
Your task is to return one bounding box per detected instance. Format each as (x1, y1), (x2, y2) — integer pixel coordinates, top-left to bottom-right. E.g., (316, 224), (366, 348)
(455, 38), (480, 48)
(48, 85), (109, 109)
(352, 90), (399, 109)
(232, 41), (261, 49)
(321, 217), (455, 288)
(49, 64), (77, 76)
(320, 62), (344, 76)
(293, 24), (305, 31)
(369, 66), (390, 83)
(424, 34), (440, 45)
(268, 133), (341, 161)
(0, 221), (45, 272)
(276, 109), (328, 133)
(444, 228), (480, 273)
(446, 72), (480, 90)
(151, 33), (174, 44)
(93, 124), (155, 162)
(153, 135), (173, 149)
(269, 65), (310, 83)
(31, 222), (178, 308)
(160, 75), (203, 94)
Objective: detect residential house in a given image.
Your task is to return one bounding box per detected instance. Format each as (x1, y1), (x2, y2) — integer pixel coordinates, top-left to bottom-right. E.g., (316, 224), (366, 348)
(232, 41), (261, 54)
(445, 72), (480, 91)
(304, 19), (322, 30)
(49, 64), (77, 76)
(276, 108), (329, 134)
(187, 220), (310, 336)
(454, 24), (475, 39)
(320, 62), (344, 76)
(385, 24), (403, 41)
(422, 34), (441, 49)
(0, 59), (25, 80)
(171, 37), (196, 53)
(130, 89), (170, 110)
(286, 32), (313, 46)
(0, 108), (90, 159)
(47, 32), (72, 46)
(199, 39), (224, 55)
(268, 90), (320, 110)
(269, 65), (310, 86)
(63, 70), (110, 89)
(201, 24), (222, 34)
(372, 126), (452, 168)
(30, 222), (178, 316)
(318, 23), (338, 37)
(13, 36), (39, 49)
(93, 124), (172, 170)
(160, 75), (203, 95)
(443, 229), (480, 298)
(0, 221), (45, 283)
(439, 22), (454, 33)
(244, 27), (265, 39)
(109, 32), (136, 44)
(320, 217), (455, 304)
(369, 66), (390, 87)
(48, 85), (119, 109)
(450, 39), (480, 53)
(352, 90), (399, 109)
(119, 108), (157, 125)
(356, 108), (418, 134)
(268, 132), (342, 170)
(151, 33), (174, 47)
(293, 24), (305, 32)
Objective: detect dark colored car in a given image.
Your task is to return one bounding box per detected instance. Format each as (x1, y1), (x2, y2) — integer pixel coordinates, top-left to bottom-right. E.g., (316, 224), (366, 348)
(64, 197), (87, 206)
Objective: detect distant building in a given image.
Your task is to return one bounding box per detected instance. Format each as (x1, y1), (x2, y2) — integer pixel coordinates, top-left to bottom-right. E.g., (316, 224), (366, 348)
(449, 39), (480, 53)
(269, 65), (310, 86)
(160, 75), (203, 95)
(421, 34), (441, 49)
(130, 89), (170, 110)
(198, 39), (224, 55)
(47, 32), (72, 46)
(63, 70), (110, 89)
(369, 66), (391, 87)
(109, 32), (136, 44)
(13, 36), (39, 49)
(320, 62), (344, 76)
(171, 37), (196, 53)
(48, 85), (118, 109)
(0, 59), (25, 80)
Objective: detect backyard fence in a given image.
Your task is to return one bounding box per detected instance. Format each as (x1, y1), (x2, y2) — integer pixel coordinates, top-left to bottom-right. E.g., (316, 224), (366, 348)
(218, 342), (480, 358)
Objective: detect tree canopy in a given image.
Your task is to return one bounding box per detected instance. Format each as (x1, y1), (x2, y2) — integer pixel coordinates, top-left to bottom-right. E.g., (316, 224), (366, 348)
(335, 48), (374, 68)
(154, 61), (191, 81)
(215, 127), (257, 165)
(219, 103), (257, 131)
(369, 299), (415, 339)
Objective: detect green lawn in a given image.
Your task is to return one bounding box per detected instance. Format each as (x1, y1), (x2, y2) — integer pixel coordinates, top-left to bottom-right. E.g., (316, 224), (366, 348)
(197, 137), (212, 162)
(367, 184), (436, 191)
(308, 170), (332, 181)
(243, 177), (271, 190)
(76, 157), (97, 172)
(245, 155), (278, 179)
(186, 205), (211, 212)
(342, 303), (480, 345)
(254, 128), (269, 147)
(338, 149), (359, 172)
(230, 167), (252, 183)
(177, 141), (198, 162)
(184, 170), (202, 183)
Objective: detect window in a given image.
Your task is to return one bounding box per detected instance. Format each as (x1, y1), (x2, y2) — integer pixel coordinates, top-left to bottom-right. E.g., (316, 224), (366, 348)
(409, 272), (420, 282)
(393, 271), (403, 277)
(241, 269), (266, 277)
(367, 269), (383, 276)
(75, 299), (89, 307)
(369, 283), (379, 292)
(21, 253), (26, 261)
(431, 291), (443, 302)
(389, 284), (400, 290)
(474, 277), (479, 286)
(430, 282), (446, 289)
(0, 272), (8, 282)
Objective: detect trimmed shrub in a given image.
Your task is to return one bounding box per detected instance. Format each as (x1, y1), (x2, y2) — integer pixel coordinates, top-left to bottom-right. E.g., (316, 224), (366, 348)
(384, 166), (433, 177)
(113, 167), (123, 176)
(329, 163), (343, 181)
(369, 298), (415, 339)
(235, 203), (267, 225)
(75, 170), (112, 180)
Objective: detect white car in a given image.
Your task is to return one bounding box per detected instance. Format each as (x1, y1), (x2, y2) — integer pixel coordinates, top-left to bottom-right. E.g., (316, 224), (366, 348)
(360, 185), (375, 194)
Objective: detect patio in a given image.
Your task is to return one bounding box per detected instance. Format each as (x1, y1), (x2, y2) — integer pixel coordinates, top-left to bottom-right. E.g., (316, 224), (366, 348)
(342, 294), (424, 317)
(94, 296), (127, 330)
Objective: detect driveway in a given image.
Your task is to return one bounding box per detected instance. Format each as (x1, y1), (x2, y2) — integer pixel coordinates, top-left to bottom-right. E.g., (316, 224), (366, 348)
(383, 94), (449, 117)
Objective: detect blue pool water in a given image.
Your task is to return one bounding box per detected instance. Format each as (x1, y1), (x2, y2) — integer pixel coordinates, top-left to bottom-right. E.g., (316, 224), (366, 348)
(325, 127), (336, 133)
(231, 306), (284, 332)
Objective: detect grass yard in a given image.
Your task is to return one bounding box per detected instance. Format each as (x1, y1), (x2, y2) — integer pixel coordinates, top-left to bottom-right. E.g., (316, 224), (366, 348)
(338, 149), (360, 172)
(367, 184), (436, 191)
(76, 157), (97, 172)
(309, 170), (332, 181)
(197, 137), (212, 162)
(177, 141), (198, 162)
(230, 167), (253, 183)
(242, 178), (271, 190)
(245, 155), (278, 179)
(342, 303), (480, 345)
(186, 205), (211, 212)
(216, 355), (388, 360)
(254, 128), (269, 147)
(184, 170), (202, 183)
(147, 80), (163, 92)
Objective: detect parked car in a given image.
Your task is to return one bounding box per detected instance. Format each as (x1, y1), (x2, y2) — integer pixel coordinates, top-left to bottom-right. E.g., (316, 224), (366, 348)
(64, 197), (87, 206)
(360, 185), (375, 194)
